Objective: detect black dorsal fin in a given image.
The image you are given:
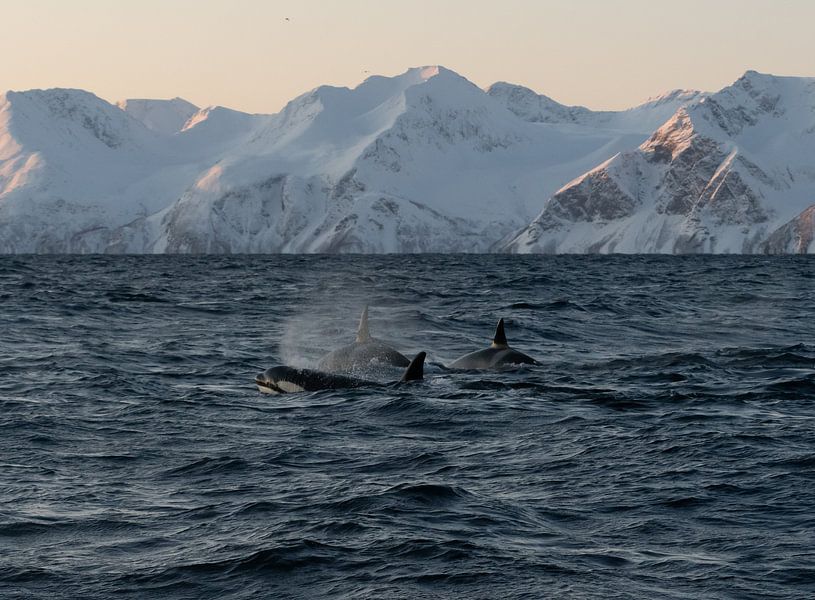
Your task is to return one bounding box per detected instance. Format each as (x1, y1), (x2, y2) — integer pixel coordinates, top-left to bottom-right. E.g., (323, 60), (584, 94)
(400, 352), (426, 382)
(492, 318), (508, 347)
(356, 305), (371, 343)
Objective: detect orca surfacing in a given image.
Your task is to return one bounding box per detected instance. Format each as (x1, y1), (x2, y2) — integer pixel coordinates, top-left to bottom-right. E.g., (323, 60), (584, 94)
(256, 352), (426, 395)
(449, 318), (538, 370)
(317, 306), (410, 373)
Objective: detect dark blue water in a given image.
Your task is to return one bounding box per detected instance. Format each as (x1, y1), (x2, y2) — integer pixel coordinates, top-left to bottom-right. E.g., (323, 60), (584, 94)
(1, 255), (814, 599)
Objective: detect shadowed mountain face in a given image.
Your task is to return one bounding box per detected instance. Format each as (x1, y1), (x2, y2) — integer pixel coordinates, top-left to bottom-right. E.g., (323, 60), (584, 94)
(1, 69), (813, 254)
(504, 72), (815, 254)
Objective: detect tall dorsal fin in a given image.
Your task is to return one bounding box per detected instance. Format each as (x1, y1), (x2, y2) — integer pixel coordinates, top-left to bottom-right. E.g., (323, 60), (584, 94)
(491, 318), (508, 347)
(400, 351), (426, 382)
(355, 305), (371, 343)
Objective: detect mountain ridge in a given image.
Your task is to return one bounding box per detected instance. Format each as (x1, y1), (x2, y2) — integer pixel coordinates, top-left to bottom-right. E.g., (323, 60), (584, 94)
(1, 67), (812, 253)
(503, 71), (815, 254)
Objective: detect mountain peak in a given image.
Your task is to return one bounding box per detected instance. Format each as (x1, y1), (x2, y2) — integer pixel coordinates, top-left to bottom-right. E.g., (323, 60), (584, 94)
(2, 87), (144, 149)
(736, 70), (778, 89)
(732, 69), (815, 92)
(416, 65), (441, 80)
(117, 97), (199, 134)
(6, 87), (108, 107)
(638, 89), (704, 108)
(180, 105), (255, 133)
(740, 69), (768, 80)
(384, 65), (461, 88)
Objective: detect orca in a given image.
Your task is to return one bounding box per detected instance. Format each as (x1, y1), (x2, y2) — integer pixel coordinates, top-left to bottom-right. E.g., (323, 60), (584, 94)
(317, 306), (410, 372)
(256, 352), (426, 395)
(448, 318), (538, 370)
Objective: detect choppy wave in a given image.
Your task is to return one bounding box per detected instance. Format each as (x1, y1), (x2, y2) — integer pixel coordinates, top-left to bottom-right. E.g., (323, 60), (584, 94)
(1, 255), (815, 599)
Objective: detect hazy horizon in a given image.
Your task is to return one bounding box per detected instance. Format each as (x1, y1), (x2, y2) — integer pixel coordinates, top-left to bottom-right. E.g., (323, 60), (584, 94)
(1, 0), (814, 113)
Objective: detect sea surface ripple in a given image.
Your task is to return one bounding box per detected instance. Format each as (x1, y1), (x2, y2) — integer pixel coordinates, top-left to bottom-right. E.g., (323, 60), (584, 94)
(1, 255), (814, 599)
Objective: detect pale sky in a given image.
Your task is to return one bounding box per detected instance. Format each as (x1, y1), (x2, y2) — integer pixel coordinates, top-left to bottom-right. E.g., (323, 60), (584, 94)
(1, 0), (813, 114)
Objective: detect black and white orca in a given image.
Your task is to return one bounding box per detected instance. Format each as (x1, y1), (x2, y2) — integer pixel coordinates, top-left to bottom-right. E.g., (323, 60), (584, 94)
(449, 318), (538, 370)
(317, 306), (410, 372)
(256, 351), (426, 395)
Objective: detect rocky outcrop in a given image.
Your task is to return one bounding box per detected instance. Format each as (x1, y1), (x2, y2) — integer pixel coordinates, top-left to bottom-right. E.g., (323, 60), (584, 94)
(505, 72), (815, 254)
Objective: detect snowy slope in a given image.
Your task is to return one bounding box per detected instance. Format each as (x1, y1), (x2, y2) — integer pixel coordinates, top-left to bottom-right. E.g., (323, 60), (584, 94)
(505, 71), (815, 254)
(0, 88), (178, 252)
(763, 205), (815, 253)
(117, 97), (199, 134)
(488, 83), (704, 133)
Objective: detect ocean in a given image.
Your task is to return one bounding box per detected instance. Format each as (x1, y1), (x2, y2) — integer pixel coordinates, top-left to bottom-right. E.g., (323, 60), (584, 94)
(1, 255), (814, 599)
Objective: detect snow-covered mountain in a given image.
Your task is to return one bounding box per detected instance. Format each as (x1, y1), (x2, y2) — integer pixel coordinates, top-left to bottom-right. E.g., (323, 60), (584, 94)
(1, 67), (812, 253)
(488, 83), (704, 133)
(129, 66), (657, 253)
(117, 97), (199, 134)
(0, 87), (271, 253)
(0, 67), (666, 253)
(504, 71), (815, 254)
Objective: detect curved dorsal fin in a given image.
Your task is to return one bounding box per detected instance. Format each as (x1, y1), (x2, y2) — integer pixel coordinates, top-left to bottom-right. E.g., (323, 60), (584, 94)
(491, 318), (508, 347)
(355, 305), (371, 343)
(400, 351), (426, 382)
